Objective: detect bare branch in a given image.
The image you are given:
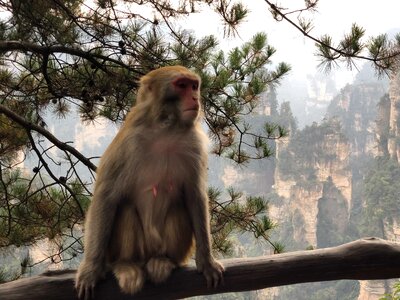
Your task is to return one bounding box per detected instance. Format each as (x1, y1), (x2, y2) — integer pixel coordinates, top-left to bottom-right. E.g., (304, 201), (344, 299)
(0, 104), (97, 172)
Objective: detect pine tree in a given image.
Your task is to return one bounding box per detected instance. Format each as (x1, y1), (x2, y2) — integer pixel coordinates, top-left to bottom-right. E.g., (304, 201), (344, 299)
(0, 1), (290, 274)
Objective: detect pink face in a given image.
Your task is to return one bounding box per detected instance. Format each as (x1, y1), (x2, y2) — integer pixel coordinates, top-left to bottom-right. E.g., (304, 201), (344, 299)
(172, 76), (200, 121)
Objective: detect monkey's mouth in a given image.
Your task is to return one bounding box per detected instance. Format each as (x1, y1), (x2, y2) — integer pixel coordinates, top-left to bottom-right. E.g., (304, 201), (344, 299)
(184, 105), (199, 112)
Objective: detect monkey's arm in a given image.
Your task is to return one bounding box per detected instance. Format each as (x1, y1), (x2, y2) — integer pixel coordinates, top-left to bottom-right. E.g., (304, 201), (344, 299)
(185, 179), (224, 288)
(75, 180), (120, 299)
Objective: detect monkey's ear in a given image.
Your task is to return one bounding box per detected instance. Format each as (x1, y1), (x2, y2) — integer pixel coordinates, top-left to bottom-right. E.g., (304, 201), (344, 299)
(139, 75), (153, 92)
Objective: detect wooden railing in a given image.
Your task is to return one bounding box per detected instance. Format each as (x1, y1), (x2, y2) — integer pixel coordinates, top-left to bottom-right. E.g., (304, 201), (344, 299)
(1, 238), (400, 300)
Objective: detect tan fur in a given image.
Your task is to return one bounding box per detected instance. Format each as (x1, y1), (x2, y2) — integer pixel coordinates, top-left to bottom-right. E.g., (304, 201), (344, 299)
(75, 66), (224, 299)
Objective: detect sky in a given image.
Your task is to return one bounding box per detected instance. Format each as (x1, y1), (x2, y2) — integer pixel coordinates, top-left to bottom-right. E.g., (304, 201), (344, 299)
(182, 0), (400, 86)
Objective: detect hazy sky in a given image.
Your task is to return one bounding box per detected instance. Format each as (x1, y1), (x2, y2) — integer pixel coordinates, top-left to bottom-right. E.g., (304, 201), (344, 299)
(183, 0), (400, 85)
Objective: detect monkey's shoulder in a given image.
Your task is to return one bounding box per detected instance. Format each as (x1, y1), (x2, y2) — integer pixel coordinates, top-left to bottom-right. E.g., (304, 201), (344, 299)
(158, 132), (205, 155)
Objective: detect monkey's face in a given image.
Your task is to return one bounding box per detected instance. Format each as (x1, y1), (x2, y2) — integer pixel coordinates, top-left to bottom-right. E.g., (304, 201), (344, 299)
(137, 67), (202, 128)
(159, 75), (201, 127)
(173, 76), (201, 124)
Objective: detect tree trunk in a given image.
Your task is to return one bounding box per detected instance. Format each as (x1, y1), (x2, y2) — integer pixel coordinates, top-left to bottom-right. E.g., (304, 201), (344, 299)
(1, 238), (400, 300)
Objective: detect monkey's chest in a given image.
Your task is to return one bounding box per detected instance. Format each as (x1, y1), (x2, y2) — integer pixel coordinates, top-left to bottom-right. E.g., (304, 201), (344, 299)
(138, 149), (191, 201)
(133, 151), (190, 234)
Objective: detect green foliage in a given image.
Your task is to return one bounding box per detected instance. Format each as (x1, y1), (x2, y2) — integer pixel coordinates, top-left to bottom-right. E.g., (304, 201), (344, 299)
(278, 117), (347, 184)
(192, 290), (258, 300)
(316, 178), (349, 247)
(0, 169), (89, 247)
(203, 32), (290, 162)
(380, 281), (400, 300)
(0, 116), (27, 163)
(209, 187), (282, 255)
(368, 34), (396, 73)
(361, 156), (400, 237)
(376, 94), (391, 155)
(215, 0), (249, 37)
(312, 18), (399, 75)
(0, 267), (20, 283)
(326, 82), (386, 151)
(340, 24), (365, 57)
(8, 0), (81, 44)
(278, 101), (297, 132)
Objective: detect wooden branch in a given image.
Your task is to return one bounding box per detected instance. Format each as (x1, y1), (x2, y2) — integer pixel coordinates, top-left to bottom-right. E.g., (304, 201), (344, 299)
(0, 40), (142, 74)
(1, 238), (400, 300)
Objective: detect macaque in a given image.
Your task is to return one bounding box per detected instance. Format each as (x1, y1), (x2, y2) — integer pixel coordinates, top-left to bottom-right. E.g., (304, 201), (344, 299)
(75, 66), (224, 299)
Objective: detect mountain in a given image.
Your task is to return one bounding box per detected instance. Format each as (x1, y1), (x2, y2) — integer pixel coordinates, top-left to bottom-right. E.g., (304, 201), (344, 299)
(267, 66), (400, 299)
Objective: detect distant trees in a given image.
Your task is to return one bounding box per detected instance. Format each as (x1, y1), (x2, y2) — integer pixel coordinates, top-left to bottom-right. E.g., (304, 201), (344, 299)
(380, 281), (400, 300)
(362, 156), (400, 238)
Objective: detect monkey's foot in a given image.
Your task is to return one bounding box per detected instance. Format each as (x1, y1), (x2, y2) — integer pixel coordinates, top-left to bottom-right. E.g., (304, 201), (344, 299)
(196, 258), (225, 288)
(146, 257), (176, 284)
(113, 262), (144, 294)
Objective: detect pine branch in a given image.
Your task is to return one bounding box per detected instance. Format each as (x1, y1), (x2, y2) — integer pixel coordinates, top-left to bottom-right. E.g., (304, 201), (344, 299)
(0, 104), (97, 172)
(263, 0), (400, 71)
(26, 131), (85, 217)
(0, 40), (141, 75)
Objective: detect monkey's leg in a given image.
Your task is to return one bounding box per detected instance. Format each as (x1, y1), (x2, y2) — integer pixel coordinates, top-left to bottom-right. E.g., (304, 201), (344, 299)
(145, 257), (176, 284)
(109, 207), (146, 294)
(145, 204), (193, 284)
(164, 204), (195, 264)
(144, 209), (179, 284)
(185, 185), (224, 288)
(113, 262), (144, 294)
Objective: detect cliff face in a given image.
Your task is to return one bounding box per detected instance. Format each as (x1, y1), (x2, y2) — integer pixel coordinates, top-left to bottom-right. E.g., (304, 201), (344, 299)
(326, 83), (387, 158)
(357, 281), (388, 300)
(273, 119), (351, 249)
(376, 93), (391, 156)
(356, 73), (400, 300)
(388, 72), (400, 160)
(270, 76), (400, 299)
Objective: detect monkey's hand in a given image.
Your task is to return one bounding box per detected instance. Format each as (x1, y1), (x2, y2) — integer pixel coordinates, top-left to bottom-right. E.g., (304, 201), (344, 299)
(196, 256), (224, 288)
(75, 262), (105, 300)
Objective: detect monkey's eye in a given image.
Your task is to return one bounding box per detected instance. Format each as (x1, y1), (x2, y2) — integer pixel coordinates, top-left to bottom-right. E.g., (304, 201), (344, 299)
(178, 82), (186, 89)
(174, 78), (199, 90)
(177, 82), (187, 89)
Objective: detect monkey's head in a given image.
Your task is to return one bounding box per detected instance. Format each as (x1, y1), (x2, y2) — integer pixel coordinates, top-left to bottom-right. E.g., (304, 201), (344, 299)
(136, 66), (202, 127)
